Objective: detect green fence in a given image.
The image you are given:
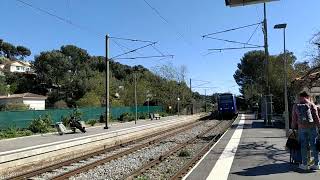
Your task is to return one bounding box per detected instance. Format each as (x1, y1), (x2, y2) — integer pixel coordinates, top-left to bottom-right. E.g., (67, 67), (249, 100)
(0, 106), (162, 130)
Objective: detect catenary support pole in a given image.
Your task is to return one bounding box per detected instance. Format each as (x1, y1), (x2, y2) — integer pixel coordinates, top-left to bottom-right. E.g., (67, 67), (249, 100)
(283, 28), (289, 136)
(104, 35), (109, 129)
(135, 73), (138, 124)
(205, 89), (207, 112)
(263, 3), (272, 126)
(190, 78), (193, 115)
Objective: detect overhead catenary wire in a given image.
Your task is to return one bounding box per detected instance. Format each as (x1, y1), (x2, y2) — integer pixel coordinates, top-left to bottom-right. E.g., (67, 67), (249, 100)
(202, 22), (263, 38)
(111, 39), (145, 57)
(204, 36), (262, 47)
(111, 42), (157, 59)
(151, 45), (165, 56)
(192, 86), (218, 89)
(208, 46), (263, 51)
(246, 23), (261, 45)
(192, 82), (211, 88)
(109, 36), (156, 44)
(190, 79), (211, 83)
(16, 0), (174, 60)
(114, 55), (174, 60)
(142, 0), (192, 46)
(15, 0), (157, 44)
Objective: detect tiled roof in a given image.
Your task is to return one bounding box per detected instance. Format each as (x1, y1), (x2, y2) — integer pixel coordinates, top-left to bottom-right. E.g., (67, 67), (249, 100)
(0, 93), (47, 100)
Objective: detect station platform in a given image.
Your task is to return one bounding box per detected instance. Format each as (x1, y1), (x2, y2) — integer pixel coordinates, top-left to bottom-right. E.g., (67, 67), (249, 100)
(0, 115), (177, 153)
(184, 114), (320, 180)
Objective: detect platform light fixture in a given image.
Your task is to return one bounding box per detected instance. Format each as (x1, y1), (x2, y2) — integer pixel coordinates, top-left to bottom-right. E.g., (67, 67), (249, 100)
(274, 23), (289, 136)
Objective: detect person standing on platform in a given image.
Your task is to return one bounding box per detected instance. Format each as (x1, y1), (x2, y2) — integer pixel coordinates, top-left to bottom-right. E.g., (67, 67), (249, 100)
(292, 91), (320, 170)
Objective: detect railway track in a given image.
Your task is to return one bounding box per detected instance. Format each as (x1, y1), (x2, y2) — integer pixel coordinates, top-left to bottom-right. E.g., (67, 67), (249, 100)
(66, 119), (231, 180)
(9, 117), (208, 180)
(126, 119), (234, 180)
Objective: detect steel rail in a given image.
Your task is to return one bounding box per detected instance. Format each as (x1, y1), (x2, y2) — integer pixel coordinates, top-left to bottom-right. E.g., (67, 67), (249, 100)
(125, 120), (231, 180)
(50, 119), (208, 180)
(9, 119), (204, 180)
(170, 120), (235, 180)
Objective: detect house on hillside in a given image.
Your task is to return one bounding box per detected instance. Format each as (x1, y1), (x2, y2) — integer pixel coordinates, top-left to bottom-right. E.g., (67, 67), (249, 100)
(5, 61), (32, 73)
(0, 60), (33, 74)
(0, 93), (47, 110)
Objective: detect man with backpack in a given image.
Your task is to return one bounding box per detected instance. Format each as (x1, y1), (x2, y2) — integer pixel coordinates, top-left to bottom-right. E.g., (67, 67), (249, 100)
(292, 91), (320, 170)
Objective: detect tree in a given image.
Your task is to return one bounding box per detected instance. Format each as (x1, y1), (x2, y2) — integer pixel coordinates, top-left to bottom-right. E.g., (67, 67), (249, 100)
(0, 76), (8, 96)
(234, 51), (265, 96)
(1, 42), (17, 59)
(0, 39), (3, 56)
(234, 50), (297, 113)
(33, 50), (71, 86)
(16, 46), (31, 59)
(309, 32), (320, 67)
(294, 61), (311, 77)
(77, 91), (101, 107)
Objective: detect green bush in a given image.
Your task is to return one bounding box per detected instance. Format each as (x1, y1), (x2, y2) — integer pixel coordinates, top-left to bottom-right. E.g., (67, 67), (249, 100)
(138, 113), (149, 119)
(178, 149), (190, 157)
(76, 92), (101, 107)
(0, 127), (17, 139)
(28, 114), (52, 133)
(119, 112), (135, 122)
(159, 112), (168, 117)
(135, 176), (149, 180)
(61, 109), (83, 127)
(61, 115), (70, 127)
(99, 112), (106, 123)
(0, 128), (33, 139)
(17, 129), (33, 137)
(54, 100), (68, 108)
(0, 103), (29, 111)
(86, 119), (97, 126)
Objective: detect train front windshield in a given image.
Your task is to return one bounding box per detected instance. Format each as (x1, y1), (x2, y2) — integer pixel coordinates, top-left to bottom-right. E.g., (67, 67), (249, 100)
(219, 96), (234, 103)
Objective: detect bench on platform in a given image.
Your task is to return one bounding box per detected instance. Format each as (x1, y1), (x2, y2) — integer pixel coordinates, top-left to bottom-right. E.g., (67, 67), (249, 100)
(154, 113), (161, 120)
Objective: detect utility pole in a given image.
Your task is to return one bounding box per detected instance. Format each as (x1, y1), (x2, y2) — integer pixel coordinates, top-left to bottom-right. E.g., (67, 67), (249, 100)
(274, 23), (288, 135)
(189, 78), (192, 93)
(190, 78), (193, 115)
(205, 89), (207, 112)
(283, 27), (289, 135)
(134, 73), (138, 124)
(263, 3), (272, 126)
(104, 35), (109, 129)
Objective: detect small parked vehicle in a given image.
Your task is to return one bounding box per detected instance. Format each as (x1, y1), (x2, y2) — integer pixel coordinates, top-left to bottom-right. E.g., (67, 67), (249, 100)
(69, 115), (86, 133)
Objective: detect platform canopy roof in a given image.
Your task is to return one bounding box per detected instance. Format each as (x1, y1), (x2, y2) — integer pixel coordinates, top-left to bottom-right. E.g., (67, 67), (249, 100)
(225, 0), (279, 7)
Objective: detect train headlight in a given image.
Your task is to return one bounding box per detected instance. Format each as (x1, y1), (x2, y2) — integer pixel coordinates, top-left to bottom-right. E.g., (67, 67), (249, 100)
(231, 107), (233, 110)
(220, 108), (222, 110)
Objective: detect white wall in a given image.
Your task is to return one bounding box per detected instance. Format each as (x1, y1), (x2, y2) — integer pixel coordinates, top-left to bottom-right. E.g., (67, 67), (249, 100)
(23, 99), (46, 110)
(10, 65), (31, 73)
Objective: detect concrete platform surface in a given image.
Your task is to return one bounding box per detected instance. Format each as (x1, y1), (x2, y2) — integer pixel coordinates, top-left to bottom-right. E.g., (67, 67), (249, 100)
(0, 115), (190, 153)
(184, 114), (320, 180)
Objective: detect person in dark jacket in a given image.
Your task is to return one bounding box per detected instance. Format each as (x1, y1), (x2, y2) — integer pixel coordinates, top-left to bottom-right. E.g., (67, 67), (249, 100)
(292, 91), (320, 170)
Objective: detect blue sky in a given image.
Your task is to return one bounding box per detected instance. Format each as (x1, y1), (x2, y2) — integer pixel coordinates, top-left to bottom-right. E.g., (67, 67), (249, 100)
(1, 0), (319, 95)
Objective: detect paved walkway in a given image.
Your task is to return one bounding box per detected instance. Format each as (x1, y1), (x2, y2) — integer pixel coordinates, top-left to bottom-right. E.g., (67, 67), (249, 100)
(0, 115), (184, 153)
(185, 114), (320, 180)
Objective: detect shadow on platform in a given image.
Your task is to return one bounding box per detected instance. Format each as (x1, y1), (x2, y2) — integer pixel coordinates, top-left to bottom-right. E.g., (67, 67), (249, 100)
(233, 162), (317, 176)
(233, 162), (294, 176)
(230, 120), (285, 130)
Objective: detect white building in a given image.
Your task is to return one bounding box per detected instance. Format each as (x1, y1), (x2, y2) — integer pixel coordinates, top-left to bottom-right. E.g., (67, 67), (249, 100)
(7, 61), (32, 73)
(0, 93), (47, 110)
